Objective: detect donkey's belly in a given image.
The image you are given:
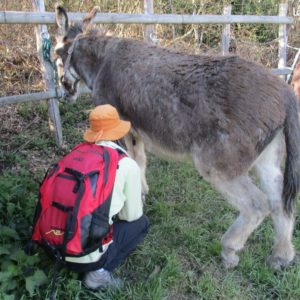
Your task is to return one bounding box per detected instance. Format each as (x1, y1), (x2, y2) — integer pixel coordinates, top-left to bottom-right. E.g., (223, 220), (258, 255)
(138, 130), (191, 161)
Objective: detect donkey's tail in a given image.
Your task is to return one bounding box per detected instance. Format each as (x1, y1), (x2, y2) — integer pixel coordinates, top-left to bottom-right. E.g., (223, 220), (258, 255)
(283, 91), (300, 215)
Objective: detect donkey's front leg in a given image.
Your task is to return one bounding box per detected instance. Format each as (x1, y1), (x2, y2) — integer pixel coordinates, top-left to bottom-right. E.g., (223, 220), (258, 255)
(124, 131), (149, 196)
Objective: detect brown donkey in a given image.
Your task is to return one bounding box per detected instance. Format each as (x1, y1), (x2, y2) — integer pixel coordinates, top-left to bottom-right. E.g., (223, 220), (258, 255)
(54, 6), (300, 270)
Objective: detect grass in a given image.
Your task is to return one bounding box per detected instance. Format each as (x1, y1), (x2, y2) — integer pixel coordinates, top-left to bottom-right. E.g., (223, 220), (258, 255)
(1, 100), (300, 300)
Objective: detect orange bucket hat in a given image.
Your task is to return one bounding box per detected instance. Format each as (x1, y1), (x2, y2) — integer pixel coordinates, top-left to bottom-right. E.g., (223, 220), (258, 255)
(84, 104), (131, 142)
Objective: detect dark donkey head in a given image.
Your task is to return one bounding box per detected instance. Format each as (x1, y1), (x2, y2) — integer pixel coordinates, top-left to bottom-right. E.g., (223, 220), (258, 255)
(55, 6), (101, 102)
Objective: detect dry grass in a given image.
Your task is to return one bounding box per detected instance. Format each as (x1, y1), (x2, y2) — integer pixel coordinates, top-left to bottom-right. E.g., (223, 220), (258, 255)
(0, 1), (43, 96)
(0, 27), (42, 97)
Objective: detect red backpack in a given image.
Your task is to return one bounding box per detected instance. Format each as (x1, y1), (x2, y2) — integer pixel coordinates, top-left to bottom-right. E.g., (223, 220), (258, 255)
(30, 142), (126, 272)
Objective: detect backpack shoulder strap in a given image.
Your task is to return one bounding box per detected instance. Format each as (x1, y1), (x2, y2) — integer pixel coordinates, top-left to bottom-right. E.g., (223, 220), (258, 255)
(101, 146), (120, 184)
(87, 145), (120, 246)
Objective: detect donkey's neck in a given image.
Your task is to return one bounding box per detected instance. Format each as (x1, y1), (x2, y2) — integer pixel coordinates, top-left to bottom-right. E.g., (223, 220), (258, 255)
(72, 42), (100, 90)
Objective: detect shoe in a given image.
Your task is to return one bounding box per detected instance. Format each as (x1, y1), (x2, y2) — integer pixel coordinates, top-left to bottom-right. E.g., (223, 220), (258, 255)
(83, 269), (123, 290)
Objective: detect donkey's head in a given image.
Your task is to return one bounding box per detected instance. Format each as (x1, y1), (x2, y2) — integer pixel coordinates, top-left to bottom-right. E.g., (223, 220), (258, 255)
(54, 5), (99, 102)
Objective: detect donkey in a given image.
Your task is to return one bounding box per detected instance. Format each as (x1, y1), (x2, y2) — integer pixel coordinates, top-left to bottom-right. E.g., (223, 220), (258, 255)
(54, 6), (300, 270)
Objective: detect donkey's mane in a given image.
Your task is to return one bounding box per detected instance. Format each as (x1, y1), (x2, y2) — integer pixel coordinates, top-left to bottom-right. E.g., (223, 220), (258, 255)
(66, 23), (108, 41)
(64, 23), (82, 40)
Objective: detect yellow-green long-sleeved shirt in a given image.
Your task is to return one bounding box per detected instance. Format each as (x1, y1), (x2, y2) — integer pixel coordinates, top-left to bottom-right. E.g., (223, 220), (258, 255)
(96, 141), (144, 223)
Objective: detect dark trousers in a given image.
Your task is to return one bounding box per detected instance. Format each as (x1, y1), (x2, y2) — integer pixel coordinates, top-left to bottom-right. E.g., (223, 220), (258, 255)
(98, 215), (150, 272)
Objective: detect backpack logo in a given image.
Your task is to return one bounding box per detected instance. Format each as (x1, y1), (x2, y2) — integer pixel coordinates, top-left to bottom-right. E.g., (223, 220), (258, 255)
(45, 229), (65, 236)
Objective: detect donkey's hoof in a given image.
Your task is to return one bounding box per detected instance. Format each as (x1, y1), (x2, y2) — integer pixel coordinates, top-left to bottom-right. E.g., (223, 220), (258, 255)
(266, 255), (294, 271)
(221, 251), (239, 269)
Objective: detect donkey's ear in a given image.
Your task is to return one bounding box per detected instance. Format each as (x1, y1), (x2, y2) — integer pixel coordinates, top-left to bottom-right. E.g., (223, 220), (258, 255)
(55, 5), (69, 36)
(82, 6), (99, 32)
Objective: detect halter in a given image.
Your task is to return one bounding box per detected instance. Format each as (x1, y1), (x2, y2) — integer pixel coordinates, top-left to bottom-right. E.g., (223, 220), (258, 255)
(62, 34), (83, 83)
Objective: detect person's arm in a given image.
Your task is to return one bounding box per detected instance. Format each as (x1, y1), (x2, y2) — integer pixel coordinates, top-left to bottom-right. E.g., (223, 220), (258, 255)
(117, 157), (143, 221)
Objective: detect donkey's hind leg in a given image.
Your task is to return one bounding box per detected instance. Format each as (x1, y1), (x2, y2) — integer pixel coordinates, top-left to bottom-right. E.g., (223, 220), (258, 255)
(254, 132), (295, 270)
(193, 154), (270, 268)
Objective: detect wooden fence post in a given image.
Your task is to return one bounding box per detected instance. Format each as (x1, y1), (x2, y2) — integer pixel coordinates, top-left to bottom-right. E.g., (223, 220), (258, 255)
(192, 0), (201, 54)
(222, 5), (232, 55)
(143, 0), (156, 44)
(32, 0), (63, 147)
(278, 3), (288, 80)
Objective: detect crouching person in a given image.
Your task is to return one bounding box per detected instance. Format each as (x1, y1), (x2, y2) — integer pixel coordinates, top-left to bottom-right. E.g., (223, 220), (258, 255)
(28, 104), (149, 297)
(82, 104), (150, 289)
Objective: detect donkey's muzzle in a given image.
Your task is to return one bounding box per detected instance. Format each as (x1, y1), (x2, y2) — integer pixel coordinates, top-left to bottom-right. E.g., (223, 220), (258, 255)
(60, 75), (79, 96)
